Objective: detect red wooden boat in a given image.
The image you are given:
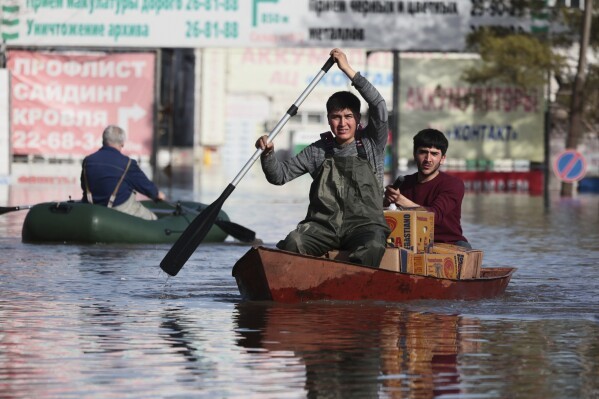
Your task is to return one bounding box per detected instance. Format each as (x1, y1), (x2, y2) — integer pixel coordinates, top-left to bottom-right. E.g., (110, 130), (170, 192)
(232, 246), (516, 303)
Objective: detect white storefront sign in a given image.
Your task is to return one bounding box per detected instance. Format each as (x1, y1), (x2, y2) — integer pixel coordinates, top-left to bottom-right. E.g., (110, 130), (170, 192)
(1, 0), (537, 50)
(399, 54), (545, 162)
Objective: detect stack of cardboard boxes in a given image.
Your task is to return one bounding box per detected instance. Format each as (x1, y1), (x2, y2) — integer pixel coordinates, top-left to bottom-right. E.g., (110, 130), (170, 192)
(380, 209), (483, 279)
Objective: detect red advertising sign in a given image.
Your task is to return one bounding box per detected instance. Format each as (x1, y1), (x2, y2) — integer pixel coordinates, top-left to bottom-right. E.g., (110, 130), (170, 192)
(7, 51), (155, 157)
(448, 171), (544, 195)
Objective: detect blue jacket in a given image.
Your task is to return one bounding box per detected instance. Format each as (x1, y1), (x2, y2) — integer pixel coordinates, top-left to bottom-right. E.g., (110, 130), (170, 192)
(81, 146), (159, 206)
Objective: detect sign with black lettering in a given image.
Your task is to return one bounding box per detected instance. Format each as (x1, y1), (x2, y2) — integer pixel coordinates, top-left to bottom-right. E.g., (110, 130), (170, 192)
(1, 0), (539, 49)
(399, 54), (545, 162)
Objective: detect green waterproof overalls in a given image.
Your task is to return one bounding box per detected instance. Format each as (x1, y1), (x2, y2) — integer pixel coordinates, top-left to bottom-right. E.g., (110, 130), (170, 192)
(277, 132), (391, 267)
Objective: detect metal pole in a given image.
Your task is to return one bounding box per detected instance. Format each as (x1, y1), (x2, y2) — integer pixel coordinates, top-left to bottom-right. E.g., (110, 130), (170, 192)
(230, 57), (334, 187)
(391, 50), (400, 181)
(152, 49), (162, 186)
(543, 86), (550, 209)
(167, 50), (176, 197)
(0, 41), (6, 68)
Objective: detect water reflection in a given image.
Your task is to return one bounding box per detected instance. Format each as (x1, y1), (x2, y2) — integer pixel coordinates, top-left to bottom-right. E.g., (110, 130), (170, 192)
(234, 302), (479, 398)
(78, 301), (126, 355)
(159, 307), (218, 373)
(77, 246), (132, 276)
(1, 180), (598, 398)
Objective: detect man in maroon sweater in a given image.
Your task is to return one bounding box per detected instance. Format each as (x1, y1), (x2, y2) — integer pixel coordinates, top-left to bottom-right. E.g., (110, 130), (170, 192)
(384, 128), (470, 248)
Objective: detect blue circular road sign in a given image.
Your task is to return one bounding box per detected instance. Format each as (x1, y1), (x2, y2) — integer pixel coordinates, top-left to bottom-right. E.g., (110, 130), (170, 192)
(553, 150), (587, 183)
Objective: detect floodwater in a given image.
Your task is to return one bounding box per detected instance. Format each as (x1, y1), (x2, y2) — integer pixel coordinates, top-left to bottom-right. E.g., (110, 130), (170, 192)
(1, 169), (598, 399)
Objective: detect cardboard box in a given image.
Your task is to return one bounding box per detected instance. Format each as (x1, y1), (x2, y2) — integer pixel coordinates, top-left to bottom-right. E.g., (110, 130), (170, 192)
(431, 243), (484, 279)
(400, 248), (426, 275)
(325, 244), (482, 279)
(379, 248), (400, 272)
(384, 210), (434, 253)
(424, 253), (461, 279)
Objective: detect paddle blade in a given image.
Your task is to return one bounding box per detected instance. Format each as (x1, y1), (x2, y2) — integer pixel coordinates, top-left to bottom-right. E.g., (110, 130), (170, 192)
(160, 184), (236, 276)
(215, 220), (256, 243)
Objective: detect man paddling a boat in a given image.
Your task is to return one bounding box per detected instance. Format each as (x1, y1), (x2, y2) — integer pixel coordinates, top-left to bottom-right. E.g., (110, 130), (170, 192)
(384, 128), (470, 249)
(81, 125), (165, 220)
(255, 48), (390, 267)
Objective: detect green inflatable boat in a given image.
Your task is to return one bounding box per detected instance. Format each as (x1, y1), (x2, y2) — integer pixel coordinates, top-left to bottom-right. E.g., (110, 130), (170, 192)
(21, 200), (231, 244)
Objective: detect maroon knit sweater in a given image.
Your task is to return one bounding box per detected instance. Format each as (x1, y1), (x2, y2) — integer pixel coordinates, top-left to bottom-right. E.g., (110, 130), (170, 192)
(400, 171), (467, 244)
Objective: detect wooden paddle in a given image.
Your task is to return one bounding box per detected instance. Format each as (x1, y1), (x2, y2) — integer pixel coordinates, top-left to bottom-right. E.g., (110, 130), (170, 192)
(160, 56), (336, 276)
(0, 205), (34, 215)
(160, 201), (256, 243)
(392, 175), (405, 189)
(214, 219), (256, 243)
(386, 176), (405, 211)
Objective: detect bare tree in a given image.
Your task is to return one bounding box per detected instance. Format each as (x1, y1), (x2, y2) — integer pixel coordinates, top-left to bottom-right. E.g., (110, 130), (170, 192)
(562, 0), (593, 196)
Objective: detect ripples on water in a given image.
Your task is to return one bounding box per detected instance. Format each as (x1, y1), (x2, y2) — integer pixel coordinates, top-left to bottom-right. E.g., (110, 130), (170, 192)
(1, 180), (598, 398)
